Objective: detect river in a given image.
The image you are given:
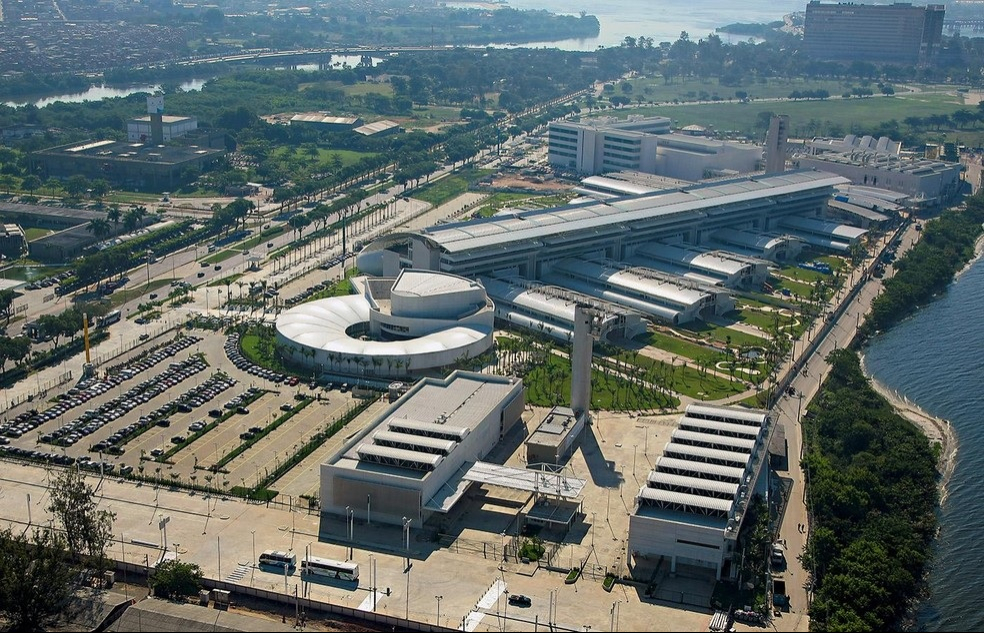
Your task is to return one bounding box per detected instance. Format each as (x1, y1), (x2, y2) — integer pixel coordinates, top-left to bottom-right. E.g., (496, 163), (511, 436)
(863, 254), (984, 631)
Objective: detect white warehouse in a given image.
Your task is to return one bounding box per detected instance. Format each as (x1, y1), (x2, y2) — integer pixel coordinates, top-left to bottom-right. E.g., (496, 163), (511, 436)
(628, 404), (771, 580)
(319, 371), (525, 526)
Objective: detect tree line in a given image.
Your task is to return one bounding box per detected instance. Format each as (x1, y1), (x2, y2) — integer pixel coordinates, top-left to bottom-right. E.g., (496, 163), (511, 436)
(863, 192), (984, 337)
(802, 349), (938, 632)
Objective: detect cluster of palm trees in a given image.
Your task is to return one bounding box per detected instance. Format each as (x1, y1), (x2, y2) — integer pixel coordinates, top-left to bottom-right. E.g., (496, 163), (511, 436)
(85, 203), (148, 240)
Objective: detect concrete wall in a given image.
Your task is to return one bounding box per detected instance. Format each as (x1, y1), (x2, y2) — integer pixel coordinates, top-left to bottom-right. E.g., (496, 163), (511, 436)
(628, 514), (726, 579)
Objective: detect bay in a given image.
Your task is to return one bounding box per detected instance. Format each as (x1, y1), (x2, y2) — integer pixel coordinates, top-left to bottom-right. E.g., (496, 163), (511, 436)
(863, 256), (984, 631)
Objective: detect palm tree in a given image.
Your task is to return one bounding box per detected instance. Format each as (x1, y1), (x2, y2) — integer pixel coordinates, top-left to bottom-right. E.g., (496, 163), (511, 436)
(106, 204), (121, 233)
(86, 219), (112, 239)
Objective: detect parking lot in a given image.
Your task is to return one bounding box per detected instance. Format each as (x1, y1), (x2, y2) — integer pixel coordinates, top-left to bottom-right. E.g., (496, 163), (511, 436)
(0, 325), (368, 502)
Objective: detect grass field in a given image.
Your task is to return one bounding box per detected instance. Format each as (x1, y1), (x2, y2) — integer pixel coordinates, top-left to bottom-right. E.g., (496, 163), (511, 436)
(644, 330), (727, 365)
(412, 169), (493, 206)
(274, 147), (377, 168)
(610, 76), (851, 105)
(23, 228), (51, 240)
(677, 320), (767, 348)
(584, 88), (973, 141)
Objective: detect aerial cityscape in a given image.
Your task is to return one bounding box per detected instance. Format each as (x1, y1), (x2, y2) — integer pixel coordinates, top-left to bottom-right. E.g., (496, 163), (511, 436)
(0, 1), (982, 631)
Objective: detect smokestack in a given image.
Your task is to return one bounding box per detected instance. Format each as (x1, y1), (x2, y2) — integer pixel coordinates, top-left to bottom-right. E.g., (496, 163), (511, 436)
(147, 95), (165, 145)
(765, 114), (789, 174)
(570, 305), (593, 419)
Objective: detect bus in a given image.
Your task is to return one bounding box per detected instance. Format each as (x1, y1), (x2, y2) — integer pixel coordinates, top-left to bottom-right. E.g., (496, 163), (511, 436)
(258, 550), (296, 571)
(97, 310), (122, 327)
(300, 556), (359, 581)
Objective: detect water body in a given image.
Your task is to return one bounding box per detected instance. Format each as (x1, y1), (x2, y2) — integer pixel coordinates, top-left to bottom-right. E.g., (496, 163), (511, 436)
(863, 256), (984, 631)
(4, 78), (208, 109)
(489, 0), (805, 49)
(3, 55), (382, 109)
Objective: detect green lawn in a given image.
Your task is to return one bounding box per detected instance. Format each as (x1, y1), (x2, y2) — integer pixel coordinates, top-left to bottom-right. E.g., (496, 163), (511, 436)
(201, 249), (243, 265)
(768, 276), (818, 300)
(732, 308), (784, 333)
(610, 76), (853, 105)
(677, 320), (767, 348)
(412, 170), (493, 206)
(778, 264), (833, 285)
(23, 228), (51, 240)
(587, 90), (972, 140)
(617, 351), (748, 401)
(644, 330), (726, 364)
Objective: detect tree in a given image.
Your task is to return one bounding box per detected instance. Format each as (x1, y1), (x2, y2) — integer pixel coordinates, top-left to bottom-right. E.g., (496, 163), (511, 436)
(106, 204), (122, 232)
(86, 219), (112, 239)
(151, 559), (203, 599)
(0, 527), (75, 632)
(21, 175), (40, 196)
(64, 175), (90, 198)
(46, 467), (115, 564)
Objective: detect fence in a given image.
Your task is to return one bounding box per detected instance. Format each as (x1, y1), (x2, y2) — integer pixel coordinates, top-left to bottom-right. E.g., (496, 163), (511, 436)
(115, 559), (458, 632)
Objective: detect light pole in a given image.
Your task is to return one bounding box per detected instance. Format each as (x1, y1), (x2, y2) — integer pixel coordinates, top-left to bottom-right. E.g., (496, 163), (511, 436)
(610, 601), (620, 632)
(591, 512), (596, 548)
(436, 595), (443, 625)
(251, 530), (256, 565)
(402, 516), (412, 553)
(174, 542), (180, 560)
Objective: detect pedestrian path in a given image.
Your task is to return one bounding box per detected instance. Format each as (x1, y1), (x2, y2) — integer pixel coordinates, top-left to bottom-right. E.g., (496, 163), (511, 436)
(225, 563), (249, 582)
(463, 578), (506, 632)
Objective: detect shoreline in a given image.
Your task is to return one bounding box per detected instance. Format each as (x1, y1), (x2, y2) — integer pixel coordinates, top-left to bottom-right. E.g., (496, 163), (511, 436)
(862, 361), (958, 506)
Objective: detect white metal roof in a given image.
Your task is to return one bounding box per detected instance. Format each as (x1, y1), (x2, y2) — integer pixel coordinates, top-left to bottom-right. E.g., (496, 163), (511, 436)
(543, 274), (682, 322)
(828, 199), (890, 223)
(655, 456), (745, 482)
(393, 269), (479, 297)
(372, 430), (457, 455)
(356, 443), (444, 470)
(678, 417), (762, 438)
(552, 259), (709, 308)
(387, 417), (469, 441)
(638, 243), (748, 277)
(418, 171), (847, 254)
(462, 461), (585, 498)
(711, 229), (789, 251)
(637, 487), (733, 513)
(671, 429), (756, 453)
(686, 404), (768, 426)
(647, 471), (739, 497)
(780, 215), (867, 240)
(663, 442), (750, 467)
(275, 295), (490, 358)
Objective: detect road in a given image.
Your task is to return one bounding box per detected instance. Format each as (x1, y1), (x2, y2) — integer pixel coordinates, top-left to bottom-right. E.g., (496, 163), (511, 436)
(769, 220), (920, 627)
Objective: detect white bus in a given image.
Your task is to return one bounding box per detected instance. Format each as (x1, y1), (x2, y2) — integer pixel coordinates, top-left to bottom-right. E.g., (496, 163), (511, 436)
(300, 556), (359, 581)
(258, 550), (296, 570)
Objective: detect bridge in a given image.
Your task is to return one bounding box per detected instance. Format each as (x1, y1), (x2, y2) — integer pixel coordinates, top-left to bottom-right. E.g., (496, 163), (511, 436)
(166, 46), (456, 70)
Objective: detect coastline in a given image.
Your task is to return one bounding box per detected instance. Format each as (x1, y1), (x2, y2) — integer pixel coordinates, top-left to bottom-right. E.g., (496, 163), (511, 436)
(862, 368), (957, 504)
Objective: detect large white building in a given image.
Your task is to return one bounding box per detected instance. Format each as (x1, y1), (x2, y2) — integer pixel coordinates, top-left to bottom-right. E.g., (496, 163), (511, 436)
(794, 134), (962, 207)
(126, 115), (198, 142)
(319, 371), (526, 527)
(275, 270), (494, 379)
(548, 116), (762, 180)
(628, 404), (771, 580)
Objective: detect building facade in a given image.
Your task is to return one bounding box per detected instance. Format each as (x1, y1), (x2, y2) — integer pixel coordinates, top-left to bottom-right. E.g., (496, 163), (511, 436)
(803, 1), (945, 65)
(126, 115), (198, 142)
(547, 116), (761, 180)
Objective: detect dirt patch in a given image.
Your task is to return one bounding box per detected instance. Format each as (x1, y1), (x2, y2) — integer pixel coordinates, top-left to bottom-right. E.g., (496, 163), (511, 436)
(489, 174), (570, 192)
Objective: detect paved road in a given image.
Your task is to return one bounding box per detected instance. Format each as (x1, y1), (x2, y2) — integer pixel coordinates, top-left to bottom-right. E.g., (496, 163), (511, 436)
(770, 221), (919, 628)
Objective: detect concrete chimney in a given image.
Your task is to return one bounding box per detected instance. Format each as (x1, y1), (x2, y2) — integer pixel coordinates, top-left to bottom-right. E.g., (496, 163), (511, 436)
(765, 114), (789, 174)
(570, 305), (593, 419)
(147, 95), (165, 145)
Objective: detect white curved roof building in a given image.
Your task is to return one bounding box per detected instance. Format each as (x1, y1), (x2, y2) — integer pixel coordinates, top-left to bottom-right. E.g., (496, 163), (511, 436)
(275, 270), (494, 378)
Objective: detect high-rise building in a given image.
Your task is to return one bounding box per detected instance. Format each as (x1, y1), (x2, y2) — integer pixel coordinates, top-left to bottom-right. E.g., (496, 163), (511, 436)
(803, 2), (945, 65)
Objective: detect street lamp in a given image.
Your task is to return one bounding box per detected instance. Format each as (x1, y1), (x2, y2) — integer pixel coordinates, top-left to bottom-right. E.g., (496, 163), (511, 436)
(174, 542), (180, 560)
(435, 595), (443, 625)
(402, 516), (412, 553)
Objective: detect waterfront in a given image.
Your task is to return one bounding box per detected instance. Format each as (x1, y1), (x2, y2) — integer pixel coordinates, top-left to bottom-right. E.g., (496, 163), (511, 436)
(500, 0), (804, 49)
(863, 254), (984, 632)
